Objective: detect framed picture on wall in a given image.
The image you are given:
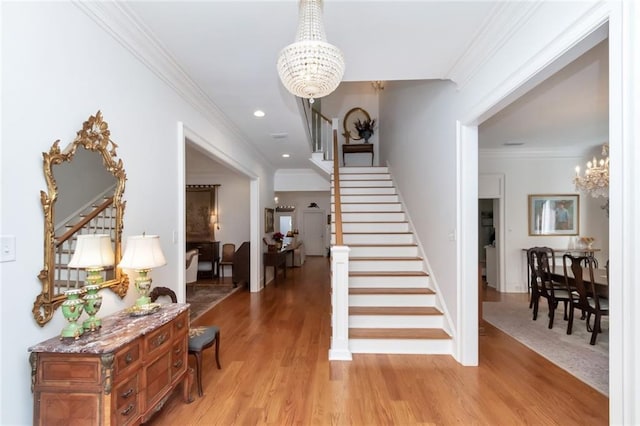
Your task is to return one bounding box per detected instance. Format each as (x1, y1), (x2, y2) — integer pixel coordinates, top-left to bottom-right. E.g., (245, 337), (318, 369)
(265, 208), (274, 233)
(528, 194), (579, 236)
(186, 185), (217, 241)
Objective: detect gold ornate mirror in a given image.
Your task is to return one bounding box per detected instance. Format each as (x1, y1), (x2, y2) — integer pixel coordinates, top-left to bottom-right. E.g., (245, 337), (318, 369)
(34, 111), (129, 326)
(343, 107), (370, 143)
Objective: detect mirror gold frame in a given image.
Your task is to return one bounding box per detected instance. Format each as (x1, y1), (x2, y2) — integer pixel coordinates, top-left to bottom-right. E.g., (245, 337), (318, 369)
(33, 111), (129, 326)
(343, 107), (370, 142)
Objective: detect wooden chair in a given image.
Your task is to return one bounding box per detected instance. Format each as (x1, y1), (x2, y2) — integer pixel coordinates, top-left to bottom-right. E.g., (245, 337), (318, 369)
(528, 248), (571, 329)
(149, 287), (221, 397)
(218, 243), (235, 280)
(526, 246), (561, 308)
(185, 249), (199, 284)
(563, 254), (609, 345)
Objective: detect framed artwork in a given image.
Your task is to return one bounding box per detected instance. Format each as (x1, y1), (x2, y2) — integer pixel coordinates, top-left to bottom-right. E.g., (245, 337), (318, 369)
(265, 208), (274, 233)
(186, 185), (217, 241)
(528, 194), (579, 236)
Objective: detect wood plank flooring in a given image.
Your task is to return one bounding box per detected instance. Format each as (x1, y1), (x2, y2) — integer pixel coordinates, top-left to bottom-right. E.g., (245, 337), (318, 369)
(147, 256), (608, 425)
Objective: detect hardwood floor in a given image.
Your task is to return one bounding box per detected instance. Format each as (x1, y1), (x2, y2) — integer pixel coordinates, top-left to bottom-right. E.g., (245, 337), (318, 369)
(148, 257), (608, 425)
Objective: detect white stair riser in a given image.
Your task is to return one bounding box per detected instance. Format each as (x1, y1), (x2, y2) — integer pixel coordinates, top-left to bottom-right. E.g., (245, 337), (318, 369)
(336, 233), (415, 244)
(349, 246), (419, 257)
(349, 338), (453, 355)
(334, 187), (397, 195)
(333, 195), (399, 203)
(341, 212), (406, 222)
(349, 259), (423, 272)
(349, 276), (430, 288)
(349, 315), (444, 329)
(339, 180), (393, 188)
(334, 203), (402, 212)
(340, 166), (388, 174)
(349, 294), (436, 306)
(335, 173), (391, 180)
(341, 222), (410, 233)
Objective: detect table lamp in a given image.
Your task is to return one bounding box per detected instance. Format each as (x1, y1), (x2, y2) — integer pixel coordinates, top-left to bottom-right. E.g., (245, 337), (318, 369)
(119, 234), (167, 306)
(67, 233), (115, 333)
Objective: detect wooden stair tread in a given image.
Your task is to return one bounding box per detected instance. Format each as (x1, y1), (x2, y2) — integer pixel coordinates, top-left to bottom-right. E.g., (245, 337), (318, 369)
(350, 306), (440, 315)
(349, 271), (429, 277)
(349, 328), (451, 340)
(349, 287), (435, 295)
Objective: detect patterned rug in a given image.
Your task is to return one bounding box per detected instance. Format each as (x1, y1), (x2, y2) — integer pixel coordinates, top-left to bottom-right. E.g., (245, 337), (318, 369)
(483, 297), (608, 395)
(185, 283), (239, 320)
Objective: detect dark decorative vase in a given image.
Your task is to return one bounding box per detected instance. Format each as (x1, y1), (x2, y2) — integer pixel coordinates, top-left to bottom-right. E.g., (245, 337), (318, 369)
(360, 130), (373, 143)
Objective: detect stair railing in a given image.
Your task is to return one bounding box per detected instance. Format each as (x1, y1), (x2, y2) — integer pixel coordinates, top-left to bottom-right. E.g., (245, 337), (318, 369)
(329, 128), (352, 361)
(300, 98), (334, 160)
(54, 197), (115, 293)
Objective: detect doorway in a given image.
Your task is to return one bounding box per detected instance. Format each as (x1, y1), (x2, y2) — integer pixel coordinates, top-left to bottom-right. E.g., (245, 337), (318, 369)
(302, 210), (326, 256)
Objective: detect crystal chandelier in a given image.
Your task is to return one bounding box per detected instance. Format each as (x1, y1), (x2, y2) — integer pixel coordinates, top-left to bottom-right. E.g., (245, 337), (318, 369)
(277, 0), (345, 104)
(574, 143), (609, 198)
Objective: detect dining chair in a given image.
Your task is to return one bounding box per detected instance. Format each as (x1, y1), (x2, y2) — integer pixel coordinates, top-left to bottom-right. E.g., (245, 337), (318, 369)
(149, 287), (222, 397)
(563, 254), (609, 345)
(218, 243), (235, 280)
(528, 248), (571, 329)
(526, 247), (562, 308)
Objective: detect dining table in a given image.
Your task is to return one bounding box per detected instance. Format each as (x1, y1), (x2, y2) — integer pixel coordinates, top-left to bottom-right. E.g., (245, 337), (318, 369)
(550, 265), (609, 298)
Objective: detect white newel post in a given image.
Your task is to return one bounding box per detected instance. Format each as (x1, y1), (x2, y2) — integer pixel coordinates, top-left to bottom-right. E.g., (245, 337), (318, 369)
(328, 245), (352, 360)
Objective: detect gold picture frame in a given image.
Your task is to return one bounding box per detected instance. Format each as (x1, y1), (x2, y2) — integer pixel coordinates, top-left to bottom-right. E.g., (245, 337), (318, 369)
(265, 208), (274, 233)
(528, 194), (579, 236)
(186, 185), (218, 241)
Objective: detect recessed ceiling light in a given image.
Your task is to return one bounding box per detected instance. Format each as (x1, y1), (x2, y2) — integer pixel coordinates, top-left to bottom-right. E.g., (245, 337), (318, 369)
(282, 154), (290, 158)
(253, 110), (265, 118)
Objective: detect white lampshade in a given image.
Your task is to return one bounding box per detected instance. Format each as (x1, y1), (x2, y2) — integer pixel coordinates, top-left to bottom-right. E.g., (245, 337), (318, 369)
(119, 235), (167, 270)
(68, 234), (115, 268)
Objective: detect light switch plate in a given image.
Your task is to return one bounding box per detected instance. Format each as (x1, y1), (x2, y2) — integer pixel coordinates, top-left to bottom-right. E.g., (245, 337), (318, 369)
(1, 235), (16, 262)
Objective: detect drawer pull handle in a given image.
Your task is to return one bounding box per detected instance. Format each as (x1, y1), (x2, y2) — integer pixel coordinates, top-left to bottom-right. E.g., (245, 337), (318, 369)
(152, 333), (168, 347)
(121, 404), (134, 416)
(121, 388), (134, 398)
(174, 347), (182, 355)
(174, 360), (183, 369)
(176, 321), (184, 330)
(125, 353), (133, 364)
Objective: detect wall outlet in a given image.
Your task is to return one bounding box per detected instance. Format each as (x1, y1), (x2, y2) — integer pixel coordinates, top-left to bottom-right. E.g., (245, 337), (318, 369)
(1, 235), (16, 262)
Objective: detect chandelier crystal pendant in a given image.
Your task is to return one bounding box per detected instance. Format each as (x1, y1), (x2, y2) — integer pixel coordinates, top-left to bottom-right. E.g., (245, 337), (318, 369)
(277, 0), (345, 104)
(574, 143), (609, 199)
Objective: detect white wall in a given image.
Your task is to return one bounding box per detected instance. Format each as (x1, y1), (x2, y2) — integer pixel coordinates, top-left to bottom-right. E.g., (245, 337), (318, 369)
(1, 3), (274, 424)
(321, 82), (380, 166)
(480, 151), (610, 292)
(378, 79), (460, 329)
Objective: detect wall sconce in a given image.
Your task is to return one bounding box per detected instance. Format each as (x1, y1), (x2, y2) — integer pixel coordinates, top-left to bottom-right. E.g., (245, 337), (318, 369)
(119, 234), (167, 307)
(66, 233), (115, 335)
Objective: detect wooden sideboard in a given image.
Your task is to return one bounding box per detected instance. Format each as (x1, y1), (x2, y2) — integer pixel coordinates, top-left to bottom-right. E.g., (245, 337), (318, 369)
(28, 304), (192, 425)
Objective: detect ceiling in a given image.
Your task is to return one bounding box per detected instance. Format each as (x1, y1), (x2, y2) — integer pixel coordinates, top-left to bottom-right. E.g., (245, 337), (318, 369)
(122, 1), (608, 170)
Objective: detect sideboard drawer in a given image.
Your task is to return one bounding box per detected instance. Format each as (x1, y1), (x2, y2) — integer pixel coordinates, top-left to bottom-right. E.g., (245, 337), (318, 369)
(39, 354), (100, 387)
(113, 373), (140, 426)
(145, 322), (172, 358)
(115, 340), (141, 376)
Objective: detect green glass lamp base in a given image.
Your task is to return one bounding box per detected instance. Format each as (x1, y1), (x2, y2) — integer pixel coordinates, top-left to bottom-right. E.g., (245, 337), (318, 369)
(136, 296), (151, 307)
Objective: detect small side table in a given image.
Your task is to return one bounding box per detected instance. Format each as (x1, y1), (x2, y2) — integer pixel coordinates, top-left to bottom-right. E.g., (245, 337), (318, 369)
(343, 143), (374, 166)
(263, 251), (287, 286)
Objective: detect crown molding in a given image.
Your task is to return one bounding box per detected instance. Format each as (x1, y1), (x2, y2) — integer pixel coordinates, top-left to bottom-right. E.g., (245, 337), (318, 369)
(479, 146), (591, 159)
(448, 1), (543, 90)
(72, 1), (274, 169)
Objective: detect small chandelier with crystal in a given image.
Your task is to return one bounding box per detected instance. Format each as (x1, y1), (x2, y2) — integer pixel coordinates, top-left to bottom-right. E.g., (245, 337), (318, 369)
(277, 0), (345, 104)
(574, 143), (609, 199)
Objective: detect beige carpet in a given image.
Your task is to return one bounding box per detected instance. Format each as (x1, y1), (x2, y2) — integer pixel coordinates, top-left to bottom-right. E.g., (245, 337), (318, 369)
(483, 297), (608, 395)
(185, 283), (239, 320)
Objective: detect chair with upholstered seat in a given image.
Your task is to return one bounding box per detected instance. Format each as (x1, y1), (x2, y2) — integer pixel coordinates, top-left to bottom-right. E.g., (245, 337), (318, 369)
(185, 249), (199, 284)
(528, 248), (571, 329)
(218, 243), (235, 280)
(149, 286), (221, 397)
(563, 254), (609, 345)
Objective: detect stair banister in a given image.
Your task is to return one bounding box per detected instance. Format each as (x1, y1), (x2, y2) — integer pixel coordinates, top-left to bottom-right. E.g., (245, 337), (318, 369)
(328, 127), (352, 360)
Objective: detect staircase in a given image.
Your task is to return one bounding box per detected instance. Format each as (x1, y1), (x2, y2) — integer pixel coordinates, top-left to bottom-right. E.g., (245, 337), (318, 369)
(331, 166), (453, 355)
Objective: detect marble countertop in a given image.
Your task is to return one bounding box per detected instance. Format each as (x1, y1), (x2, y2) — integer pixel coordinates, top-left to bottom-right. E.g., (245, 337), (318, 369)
(28, 303), (189, 354)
